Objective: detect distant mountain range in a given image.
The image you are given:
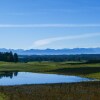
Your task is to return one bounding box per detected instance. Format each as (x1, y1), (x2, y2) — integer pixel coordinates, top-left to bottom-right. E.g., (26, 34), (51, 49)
(0, 48), (100, 55)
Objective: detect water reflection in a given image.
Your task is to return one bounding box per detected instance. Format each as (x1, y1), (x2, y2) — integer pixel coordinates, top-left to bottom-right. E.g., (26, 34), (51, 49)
(0, 72), (95, 86)
(0, 71), (18, 79)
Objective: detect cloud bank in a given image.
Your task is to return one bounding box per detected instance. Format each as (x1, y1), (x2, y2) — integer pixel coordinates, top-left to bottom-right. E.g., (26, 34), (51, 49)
(31, 33), (100, 48)
(0, 24), (100, 28)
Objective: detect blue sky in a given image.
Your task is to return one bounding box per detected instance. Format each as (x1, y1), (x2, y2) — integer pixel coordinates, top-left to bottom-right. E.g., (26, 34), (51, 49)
(0, 0), (100, 49)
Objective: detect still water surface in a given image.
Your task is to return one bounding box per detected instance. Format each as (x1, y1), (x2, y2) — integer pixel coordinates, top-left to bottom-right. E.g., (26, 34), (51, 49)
(0, 72), (94, 86)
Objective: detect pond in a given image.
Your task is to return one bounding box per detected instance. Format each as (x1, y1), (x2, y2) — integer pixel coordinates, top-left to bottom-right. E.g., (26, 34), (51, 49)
(0, 72), (95, 86)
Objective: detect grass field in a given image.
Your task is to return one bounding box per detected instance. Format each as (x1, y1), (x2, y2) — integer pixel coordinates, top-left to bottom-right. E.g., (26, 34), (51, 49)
(0, 61), (100, 100)
(0, 82), (100, 100)
(0, 61), (100, 79)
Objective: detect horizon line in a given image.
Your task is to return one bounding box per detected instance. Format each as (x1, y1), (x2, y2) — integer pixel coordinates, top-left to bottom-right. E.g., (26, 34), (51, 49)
(0, 47), (100, 51)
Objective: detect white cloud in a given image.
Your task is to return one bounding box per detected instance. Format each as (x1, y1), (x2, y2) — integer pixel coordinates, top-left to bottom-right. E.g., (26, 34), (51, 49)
(0, 9), (78, 16)
(31, 33), (100, 48)
(0, 24), (100, 28)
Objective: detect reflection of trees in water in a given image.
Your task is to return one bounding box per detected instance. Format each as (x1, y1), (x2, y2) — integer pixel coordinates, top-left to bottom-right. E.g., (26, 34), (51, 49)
(0, 71), (18, 79)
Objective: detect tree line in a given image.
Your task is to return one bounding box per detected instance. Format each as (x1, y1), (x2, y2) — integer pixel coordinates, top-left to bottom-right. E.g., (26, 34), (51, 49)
(19, 54), (100, 63)
(0, 52), (18, 62)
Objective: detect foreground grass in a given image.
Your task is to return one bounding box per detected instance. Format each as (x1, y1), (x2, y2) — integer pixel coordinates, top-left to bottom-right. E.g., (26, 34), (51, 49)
(0, 93), (8, 100)
(0, 81), (100, 100)
(0, 61), (100, 100)
(0, 61), (100, 79)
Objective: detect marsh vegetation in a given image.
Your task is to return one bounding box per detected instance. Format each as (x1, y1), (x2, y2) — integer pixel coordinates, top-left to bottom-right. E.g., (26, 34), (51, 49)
(0, 61), (100, 100)
(0, 82), (100, 100)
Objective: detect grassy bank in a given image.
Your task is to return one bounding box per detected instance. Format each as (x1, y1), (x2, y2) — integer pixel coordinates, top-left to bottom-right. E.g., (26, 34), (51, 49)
(0, 61), (100, 79)
(0, 93), (8, 100)
(0, 61), (100, 100)
(0, 81), (100, 100)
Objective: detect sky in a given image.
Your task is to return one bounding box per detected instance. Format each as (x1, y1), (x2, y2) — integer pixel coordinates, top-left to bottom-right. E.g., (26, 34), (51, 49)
(0, 0), (100, 49)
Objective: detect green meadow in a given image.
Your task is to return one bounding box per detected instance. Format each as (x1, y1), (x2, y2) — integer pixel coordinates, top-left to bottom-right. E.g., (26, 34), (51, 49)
(0, 61), (100, 100)
(0, 61), (100, 79)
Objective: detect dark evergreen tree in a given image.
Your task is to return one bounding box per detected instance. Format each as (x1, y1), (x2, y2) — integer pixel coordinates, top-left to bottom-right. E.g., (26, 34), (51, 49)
(14, 53), (18, 62)
(0, 51), (18, 62)
(9, 51), (14, 62)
